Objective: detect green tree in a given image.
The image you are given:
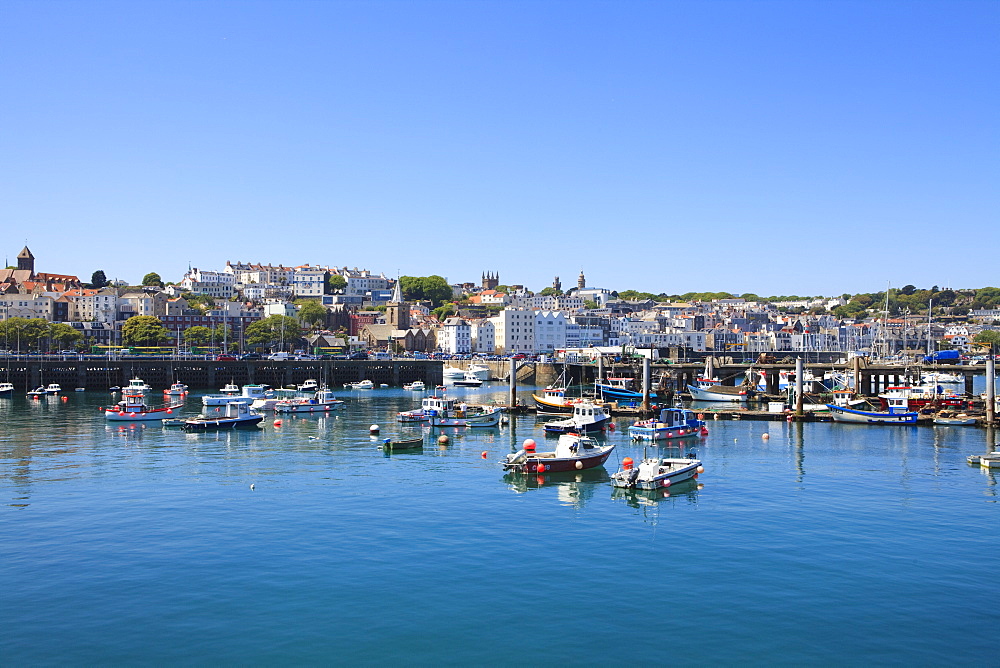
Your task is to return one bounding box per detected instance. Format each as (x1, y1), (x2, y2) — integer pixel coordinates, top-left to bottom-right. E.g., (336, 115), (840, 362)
(619, 290), (658, 301)
(973, 330), (1000, 348)
(399, 275), (453, 307)
(296, 300), (327, 329)
(49, 322), (83, 349)
(326, 274), (347, 293)
(584, 300), (599, 310)
(900, 284), (917, 296)
(142, 272), (163, 287)
(433, 304), (456, 320)
(121, 316), (169, 346)
(539, 287), (563, 297)
(0, 317), (50, 351)
(90, 270), (108, 288)
(244, 315), (303, 350)
(184, 326), (213, 346)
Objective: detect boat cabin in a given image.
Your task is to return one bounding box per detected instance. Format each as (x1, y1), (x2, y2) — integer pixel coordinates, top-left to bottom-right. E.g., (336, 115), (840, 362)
(572, 402), (608, 421)
(653, 407), (699, 428)
(553, 434), (601, 458)
(421, 396), (456, 413)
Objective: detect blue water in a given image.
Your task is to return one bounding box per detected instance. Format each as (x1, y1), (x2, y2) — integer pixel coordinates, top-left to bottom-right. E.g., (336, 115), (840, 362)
(2, 385), (998, 665)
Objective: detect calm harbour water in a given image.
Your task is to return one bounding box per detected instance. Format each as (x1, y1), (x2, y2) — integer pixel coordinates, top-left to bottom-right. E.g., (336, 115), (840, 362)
(2, 384), (998, 666)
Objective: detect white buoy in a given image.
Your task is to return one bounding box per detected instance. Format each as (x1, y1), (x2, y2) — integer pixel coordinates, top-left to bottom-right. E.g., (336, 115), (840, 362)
(369, 424), (380, 435)
(250, 483), (255, 491)
(762, 433), (770, 440)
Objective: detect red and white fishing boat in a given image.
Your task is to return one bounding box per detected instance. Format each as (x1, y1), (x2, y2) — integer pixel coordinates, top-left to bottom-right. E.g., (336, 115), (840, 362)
(876, 384), (965, 411)
(502, 433), (615, 474)
(105, 392), (182, 421)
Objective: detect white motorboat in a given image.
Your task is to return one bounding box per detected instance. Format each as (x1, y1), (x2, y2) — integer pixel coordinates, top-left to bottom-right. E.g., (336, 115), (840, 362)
(542, 402), (611, 435)
(123, 378), (152, 394)
(203, 383), (271, 406)
(164, 381), (188, 396)
(182, 402), (263, 431)
(218, 382), (240, 394)
(502, 433), (615, 473)
(452, 372), (483, 387)
(0, 382), (14, 395)
(45, 383), (62, 394)
(442, 366), (465, 380)
(297, 378), (319, 392)
(403, 380), (427, 391)
(687, 378), (749, 402)
(466, 364), (491, 381)
(611, 455), (704, 490)
(274, 389), (344, 413)
(427, 403), (503, 427)
(344, 379), (375, 390)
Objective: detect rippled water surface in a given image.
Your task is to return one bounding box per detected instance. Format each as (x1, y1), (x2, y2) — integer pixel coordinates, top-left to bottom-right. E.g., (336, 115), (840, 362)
(2, 385), (998, 665)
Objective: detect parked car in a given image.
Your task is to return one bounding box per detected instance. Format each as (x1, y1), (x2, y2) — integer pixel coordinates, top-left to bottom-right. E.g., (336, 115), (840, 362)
(240, 353), (262, 360)
(216, 354), (237, 361)
(348, 352), (368, 360)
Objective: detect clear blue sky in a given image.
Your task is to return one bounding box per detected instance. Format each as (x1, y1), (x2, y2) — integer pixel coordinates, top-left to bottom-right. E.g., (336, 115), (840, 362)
(3, 0), (996, 297)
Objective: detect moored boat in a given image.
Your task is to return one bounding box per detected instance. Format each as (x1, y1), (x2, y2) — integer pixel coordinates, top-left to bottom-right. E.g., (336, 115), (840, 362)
(379, 436), (424, 451)
(452, 371), (483, 387)
(124, 377), (152, 394)
(298, 378), (319, 392)
(611, 455), (704, 490)
(595, 377), (644, 401)
(427, 404), (503, 427)
(203, 383), (271, 406)
(344, 379), (375, 390)
(45, 383), (62, 394)
(397, 395), (453, 422)
(933, 414), (977, 426)
(542, 402), (611, 435)
(502, 433), (615, 473)
(0, 382), (14, 395)
(628, 407), (707, 441)
(26, 386), (47, 397)
(687, 378), (749, 402)
(827, 394), (918, 424)
(105, 392), (182, 421)
(403, 380), (426, 391)
(274, 389), (344, 413)
(182, 402), (263, 431)
(164, 381), (188, 396)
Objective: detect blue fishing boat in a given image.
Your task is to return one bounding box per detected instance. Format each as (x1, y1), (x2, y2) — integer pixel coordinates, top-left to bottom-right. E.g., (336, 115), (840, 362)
(595, 377), (644, 401)
(628, 407), (707, 441)
(826, 395), (917, 424)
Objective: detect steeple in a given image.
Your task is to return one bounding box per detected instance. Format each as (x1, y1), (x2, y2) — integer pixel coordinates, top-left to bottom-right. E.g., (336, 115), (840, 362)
(17, 246), (34, 273)
(391, 277), (403, 303)
(577, 270), (585, 289)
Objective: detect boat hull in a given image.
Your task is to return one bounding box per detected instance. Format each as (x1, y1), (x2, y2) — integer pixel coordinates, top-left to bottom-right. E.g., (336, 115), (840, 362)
(827, 405), (918, 424)
(182, 416), (263, 431)
(687, 384), (747, 402)
(202, 395), (252, 406)
(531, 394), (578, 414)
(105, 407), (179, 421)
(611, 459), (702, 490)
(429, 411), (501, 427)
(595, 383), (644, 401)
(542, 415), (610, 434)
(274, 401), (343, 413)
(628, 424), (705, 441)
(503, 448), (613, 474)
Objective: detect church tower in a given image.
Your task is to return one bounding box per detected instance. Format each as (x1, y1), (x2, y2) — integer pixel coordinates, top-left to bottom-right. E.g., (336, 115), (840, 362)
(17, 246), (34, 274)
(577, 270), (586, 289)
(482, 271), (499, 291)
(386, 279), (409, 330)
(553, 276), (561, 292)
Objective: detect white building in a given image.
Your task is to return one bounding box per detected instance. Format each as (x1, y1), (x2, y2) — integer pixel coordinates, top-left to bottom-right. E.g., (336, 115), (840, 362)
(0, 293), (55, 321)
(565, 323), (604, 348)
(177, 267), (236, 299)
(63, 288), (118, 323)
(438, 317), (472, 354)
(292, 265), (328, 298)
(334, 268), (392, 299)
(471, 320), (495, 353)
(533, 310), (566, 352)
(489, 307), (535, 354)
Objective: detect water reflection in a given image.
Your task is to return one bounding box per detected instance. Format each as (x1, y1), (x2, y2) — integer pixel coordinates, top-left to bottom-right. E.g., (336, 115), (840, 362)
(502, 468), (610, 507)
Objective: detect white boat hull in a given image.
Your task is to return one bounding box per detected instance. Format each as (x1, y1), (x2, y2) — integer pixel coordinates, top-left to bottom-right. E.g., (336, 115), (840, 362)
(827, 405), (918, 424)
(687, 384), (747, 402)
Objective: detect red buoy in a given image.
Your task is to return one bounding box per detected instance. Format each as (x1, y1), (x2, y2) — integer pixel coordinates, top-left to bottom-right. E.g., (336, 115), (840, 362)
(622, 457), (634, 470)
